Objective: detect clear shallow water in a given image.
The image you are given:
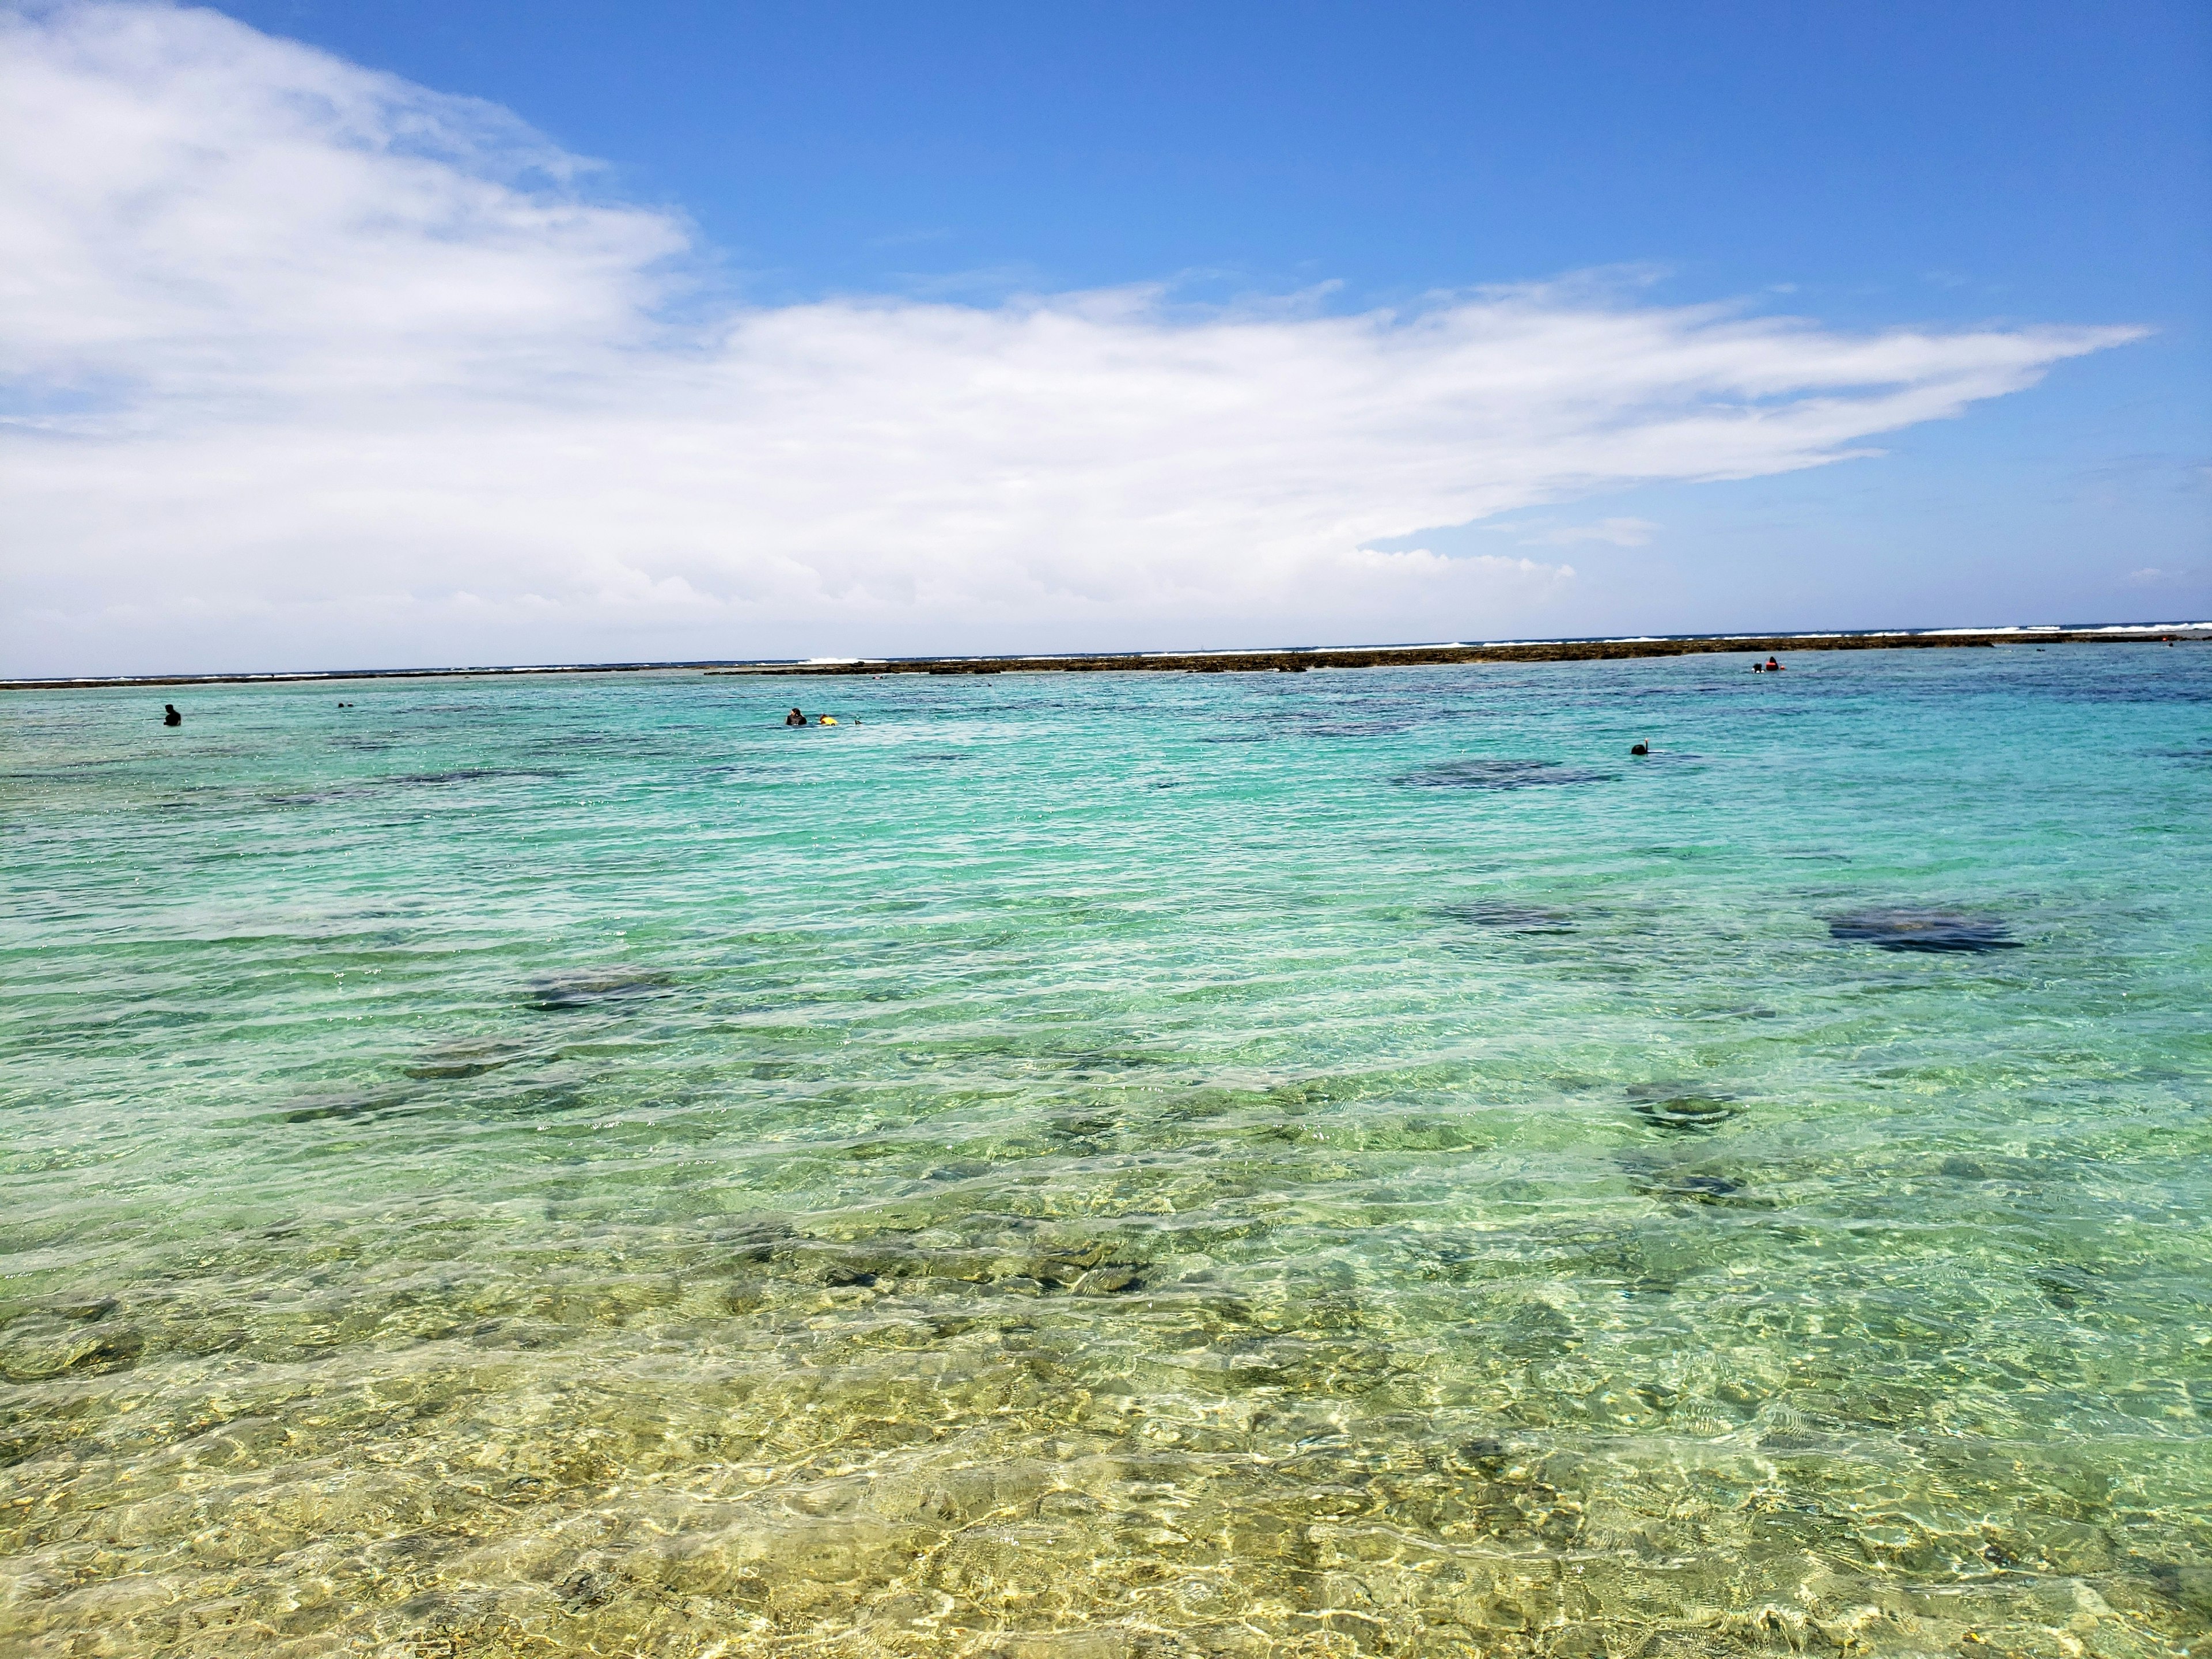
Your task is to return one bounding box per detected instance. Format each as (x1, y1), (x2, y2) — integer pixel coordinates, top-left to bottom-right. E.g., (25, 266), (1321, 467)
(2, 649), (2208, 1659)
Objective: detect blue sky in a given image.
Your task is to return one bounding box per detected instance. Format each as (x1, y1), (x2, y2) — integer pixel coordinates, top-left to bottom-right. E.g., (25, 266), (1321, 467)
(218, 1), (2205, 325)
(3, 1), (2206, 672)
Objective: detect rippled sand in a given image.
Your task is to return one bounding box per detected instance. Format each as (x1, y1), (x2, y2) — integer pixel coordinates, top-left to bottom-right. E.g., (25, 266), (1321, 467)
(3, 650), (2208, 1656)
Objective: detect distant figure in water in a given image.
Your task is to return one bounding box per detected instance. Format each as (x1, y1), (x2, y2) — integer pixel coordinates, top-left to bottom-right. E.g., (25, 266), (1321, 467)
(162, 704), (181, 726)
(1630, 742), (1649, 756)
(1765, 656), (1783, 671)
(785, 707), (806, 726)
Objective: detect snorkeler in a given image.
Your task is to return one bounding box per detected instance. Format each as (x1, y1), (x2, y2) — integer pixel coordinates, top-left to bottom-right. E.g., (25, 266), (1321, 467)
(163, 704), (181, 726)
(1630, 742), (1649, 756)
(785, 707), (806, 726)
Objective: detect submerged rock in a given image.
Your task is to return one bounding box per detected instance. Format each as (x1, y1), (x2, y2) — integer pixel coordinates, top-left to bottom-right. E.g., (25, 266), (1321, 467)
(1828, 907), (2022, 952)
(275, 1089), (410, 1123)
(2032, 1265), (2101, 1310)
(556, 1568), (618, 1614)
(403, 1038), (540, 1079)
(771, 1230), (1146, 1297)
(391, 767), (564, 787)
(1446, 1436), (1514, 1475)
(1669, 1172), (1749, 1202)
(1624, 1162), (1763, 1207)
(0, 1306), (144, 1382)
(1487, 1298), (1579, 1359)
(1627, 1085), (1740, 1131)
(525, 967), (673, 1009)
(1441, 900), (1577, 934)
(1396, 758), (1616, 790)
(1073, 1264), (1142, 1295)
(2146, 1560), (2212, 1620)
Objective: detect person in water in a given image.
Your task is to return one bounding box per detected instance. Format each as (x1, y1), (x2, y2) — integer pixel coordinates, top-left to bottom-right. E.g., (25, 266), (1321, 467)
(785, 707), (806, 726)
(1630, 741), (1649, 756)
(1765, 656), (1783, 671)
(163, 703), (181, 726)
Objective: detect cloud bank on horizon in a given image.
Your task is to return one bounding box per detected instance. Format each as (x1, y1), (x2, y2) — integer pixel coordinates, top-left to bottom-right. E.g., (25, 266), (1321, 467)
(0, 3), (2145, 674)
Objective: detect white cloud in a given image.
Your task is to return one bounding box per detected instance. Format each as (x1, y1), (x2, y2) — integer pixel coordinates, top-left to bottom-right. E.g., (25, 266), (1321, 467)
(0, 3), (2147, 673)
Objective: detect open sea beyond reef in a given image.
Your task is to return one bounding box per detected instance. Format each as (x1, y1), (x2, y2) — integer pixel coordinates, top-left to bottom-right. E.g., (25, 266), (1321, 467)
(3, 647), (2209, 1659)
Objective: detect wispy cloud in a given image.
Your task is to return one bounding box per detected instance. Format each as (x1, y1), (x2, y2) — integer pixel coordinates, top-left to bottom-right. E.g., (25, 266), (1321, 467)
(0, 4), (2147, 673)
(2126, 565), (2200, 588)
(1525, 517), (1658, 548)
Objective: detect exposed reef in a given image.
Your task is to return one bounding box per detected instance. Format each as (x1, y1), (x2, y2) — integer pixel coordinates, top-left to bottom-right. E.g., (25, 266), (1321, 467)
(8, 626), (2203, 690)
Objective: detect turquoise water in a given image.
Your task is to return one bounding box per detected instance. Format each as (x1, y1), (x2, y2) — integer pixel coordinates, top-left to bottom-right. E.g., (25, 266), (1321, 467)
(2, 649), (2208, 1659)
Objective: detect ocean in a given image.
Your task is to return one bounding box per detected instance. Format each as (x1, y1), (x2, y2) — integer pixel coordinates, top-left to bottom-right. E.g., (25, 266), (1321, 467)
(3, 646), (2207, 1657)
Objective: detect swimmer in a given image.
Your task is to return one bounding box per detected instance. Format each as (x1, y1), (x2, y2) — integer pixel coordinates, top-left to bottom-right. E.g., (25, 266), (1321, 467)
(1751, 659), (1763, 671)
(1630, 742), (1649, 756)
(163, 703), (181, 727)
(820, 716), (839, 726)
(785, 707), (806, 726)
(1765, 656), (1783, 672)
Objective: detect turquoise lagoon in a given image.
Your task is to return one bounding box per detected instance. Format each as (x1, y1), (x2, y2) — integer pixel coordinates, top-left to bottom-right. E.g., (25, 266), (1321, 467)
(2, 647), (2208, 1658)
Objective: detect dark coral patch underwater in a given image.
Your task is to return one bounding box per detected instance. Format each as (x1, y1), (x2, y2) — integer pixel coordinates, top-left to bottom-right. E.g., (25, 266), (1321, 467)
(1440, 900), (1578, 934)
(1627, 1085), (1741, 1131)
(524, 967), (675, 1009)
(1396, 757), (1617, 790)
(1828, 907), (2022, 952)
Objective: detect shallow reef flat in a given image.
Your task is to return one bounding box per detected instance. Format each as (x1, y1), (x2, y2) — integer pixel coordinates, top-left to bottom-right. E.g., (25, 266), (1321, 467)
(2, 647), (2208, 1658)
